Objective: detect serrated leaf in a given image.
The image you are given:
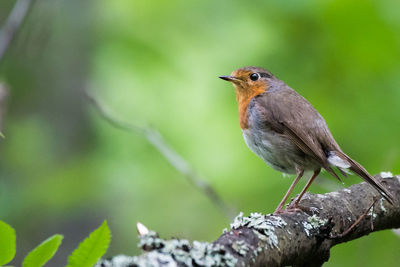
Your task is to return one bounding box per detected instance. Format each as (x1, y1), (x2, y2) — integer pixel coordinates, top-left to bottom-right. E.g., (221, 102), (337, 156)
(0, 220), (16, 265)
(22, 234), (63, 267)
(66, 221), (111, 267)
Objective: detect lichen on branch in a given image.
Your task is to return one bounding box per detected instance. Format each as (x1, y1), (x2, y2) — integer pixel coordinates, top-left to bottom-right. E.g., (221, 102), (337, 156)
(96, 174), (400, 267)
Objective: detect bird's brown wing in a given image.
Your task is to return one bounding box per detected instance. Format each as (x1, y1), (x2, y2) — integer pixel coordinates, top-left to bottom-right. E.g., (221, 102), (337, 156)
(254, 89), (342, 180)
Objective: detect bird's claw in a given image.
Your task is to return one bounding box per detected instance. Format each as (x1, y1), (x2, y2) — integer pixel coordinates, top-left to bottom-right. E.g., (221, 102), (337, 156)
(285, 203), (307, 213)
(273, 204), (304, 214)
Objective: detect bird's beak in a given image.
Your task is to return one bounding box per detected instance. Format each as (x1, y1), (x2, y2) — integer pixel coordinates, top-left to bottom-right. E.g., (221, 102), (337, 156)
(219, 75), (240, 82)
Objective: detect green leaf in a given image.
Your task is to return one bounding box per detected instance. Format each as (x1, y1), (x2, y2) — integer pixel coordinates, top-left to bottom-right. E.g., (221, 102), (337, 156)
(22, 234), (63, 267)
(66, 221), (111, 267)
(0, 220), (16, 265)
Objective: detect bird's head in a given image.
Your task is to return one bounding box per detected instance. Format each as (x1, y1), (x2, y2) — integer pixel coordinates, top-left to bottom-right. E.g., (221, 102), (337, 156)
(219, 66), (276, 128)
(219, 66), (275, 99)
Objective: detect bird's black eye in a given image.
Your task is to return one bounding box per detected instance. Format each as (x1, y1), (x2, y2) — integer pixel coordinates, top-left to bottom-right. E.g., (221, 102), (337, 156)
(250, 73), (259, 81)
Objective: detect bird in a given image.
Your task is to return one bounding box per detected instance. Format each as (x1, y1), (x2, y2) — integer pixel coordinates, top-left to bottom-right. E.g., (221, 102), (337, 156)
(219, 66), (394, 213)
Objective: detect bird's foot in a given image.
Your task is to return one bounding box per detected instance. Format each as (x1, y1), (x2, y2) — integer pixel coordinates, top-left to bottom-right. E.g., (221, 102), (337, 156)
(284, 207), (303, 213)
(285, 203), (307, 213)
(273, 207), (284, 215)
(273, 205), (303, 214)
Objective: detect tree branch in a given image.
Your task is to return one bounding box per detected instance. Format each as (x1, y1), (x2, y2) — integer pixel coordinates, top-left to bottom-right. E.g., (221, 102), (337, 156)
(0, 0), (36, 63)
(85, 89), (236, 219)
(96, 174), (400, 267)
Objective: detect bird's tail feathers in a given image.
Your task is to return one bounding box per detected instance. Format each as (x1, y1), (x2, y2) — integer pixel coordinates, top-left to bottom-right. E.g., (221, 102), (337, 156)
(324, 165), (343, 183)
(327, 150), (395, 205)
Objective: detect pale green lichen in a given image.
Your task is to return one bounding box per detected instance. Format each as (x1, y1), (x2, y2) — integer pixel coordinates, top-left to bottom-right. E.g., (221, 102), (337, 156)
(95, 253), (178, 267)
(302, 215), (328, 237)
(230, 212), (248, 229)
(308, 214), (328, 227)
(229, 212), (287, 248)
(134, 252), (178, 267)
(380, 198), (387, 213)
(96, 231), (237, 267)
(302, 222), (312, 236)
(380, 171), (393, 178)
(191, 242), (237, 267)
(231, 212), (287, 230)
(138, 231), (163, 250)
(231, 240), (249, 256)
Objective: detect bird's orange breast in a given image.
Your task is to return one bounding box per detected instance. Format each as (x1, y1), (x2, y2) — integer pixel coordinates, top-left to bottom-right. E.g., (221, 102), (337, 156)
(236, 84), (266, 129)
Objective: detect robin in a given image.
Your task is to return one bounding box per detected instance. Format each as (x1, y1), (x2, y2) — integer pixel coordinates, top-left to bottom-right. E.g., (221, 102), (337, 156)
(219, 66), (394, 213)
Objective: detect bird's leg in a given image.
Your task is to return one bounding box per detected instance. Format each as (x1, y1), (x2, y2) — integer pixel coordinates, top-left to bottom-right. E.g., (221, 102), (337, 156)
(274, 168), (304, 214)
(289, 168), (321, 210)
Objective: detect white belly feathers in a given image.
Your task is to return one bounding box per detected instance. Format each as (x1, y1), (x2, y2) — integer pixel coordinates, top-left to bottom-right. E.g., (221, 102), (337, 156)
(242, 128), (297, 174)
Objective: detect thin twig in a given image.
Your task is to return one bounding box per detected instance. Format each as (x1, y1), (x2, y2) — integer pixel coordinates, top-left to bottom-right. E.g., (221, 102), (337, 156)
(0, 0), (36, 63)
(370, 200), (375, 231)
(85, 89), (236, 219)
(0, 83), (9, 137)
(330, 197), (378, 239)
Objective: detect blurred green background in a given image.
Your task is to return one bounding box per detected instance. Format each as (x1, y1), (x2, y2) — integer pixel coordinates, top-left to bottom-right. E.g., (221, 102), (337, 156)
(1, 0), (399, 266)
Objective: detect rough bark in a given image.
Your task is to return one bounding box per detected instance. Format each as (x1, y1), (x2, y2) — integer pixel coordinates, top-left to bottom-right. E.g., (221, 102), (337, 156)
(96, 174), (400, 267)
